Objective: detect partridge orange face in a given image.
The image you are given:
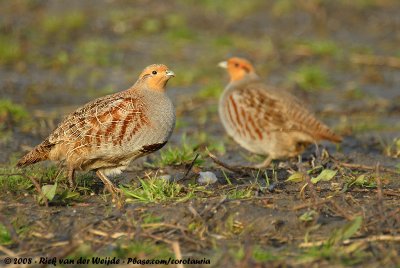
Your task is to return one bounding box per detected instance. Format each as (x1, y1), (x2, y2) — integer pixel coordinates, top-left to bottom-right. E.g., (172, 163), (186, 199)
(218, 57), (256, 82)
(138, 64), (175, 92)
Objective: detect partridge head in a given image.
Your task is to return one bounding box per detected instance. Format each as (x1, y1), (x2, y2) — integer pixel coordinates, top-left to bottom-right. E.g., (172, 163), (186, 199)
(218, 57), (257, 82)
(136, 64), (175, 92)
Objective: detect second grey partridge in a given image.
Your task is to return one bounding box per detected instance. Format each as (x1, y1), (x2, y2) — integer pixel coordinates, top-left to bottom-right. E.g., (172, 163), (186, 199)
(17, 64), (176, 199)
(218, 57), (342, 168)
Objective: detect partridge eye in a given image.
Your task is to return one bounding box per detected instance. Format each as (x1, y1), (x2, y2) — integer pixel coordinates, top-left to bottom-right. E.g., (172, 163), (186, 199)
(152, 70), (157, 75)
(234, 63), (239, 67)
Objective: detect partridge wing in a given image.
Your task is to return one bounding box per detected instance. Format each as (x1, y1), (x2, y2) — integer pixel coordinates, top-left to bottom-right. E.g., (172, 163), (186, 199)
(48, 93), (150, 149)
(230, 82), (339, 141)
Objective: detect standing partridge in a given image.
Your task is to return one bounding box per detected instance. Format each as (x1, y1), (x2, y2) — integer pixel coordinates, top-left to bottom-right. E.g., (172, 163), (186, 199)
(218, 57), (342, 168)
(17, 64), (176, 199)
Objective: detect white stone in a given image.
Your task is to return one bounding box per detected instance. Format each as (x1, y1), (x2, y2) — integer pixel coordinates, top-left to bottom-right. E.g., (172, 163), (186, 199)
(198, 171), (218, 184)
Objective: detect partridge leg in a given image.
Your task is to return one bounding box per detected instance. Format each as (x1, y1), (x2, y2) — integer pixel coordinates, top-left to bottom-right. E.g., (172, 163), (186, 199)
(251, 156), (273, 169)
(314, 142), (320, 157)
(96, 170), (121, 201)
(297, 155), (303, 165)
(314, 142), (324, 167)
(68, 168), (75, 188)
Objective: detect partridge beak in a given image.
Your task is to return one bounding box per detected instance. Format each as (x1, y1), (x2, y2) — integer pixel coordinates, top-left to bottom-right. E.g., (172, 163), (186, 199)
(166, 70), (175, 77)
(218, 61), (228, 69)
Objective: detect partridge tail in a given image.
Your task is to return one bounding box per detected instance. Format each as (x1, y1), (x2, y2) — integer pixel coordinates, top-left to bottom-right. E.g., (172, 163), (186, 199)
(16, 139), (53, 167)
(316, 130), (343, 143)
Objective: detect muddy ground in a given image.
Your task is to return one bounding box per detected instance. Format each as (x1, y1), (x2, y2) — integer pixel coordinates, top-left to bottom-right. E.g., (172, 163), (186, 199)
(0, 1), (399, 267)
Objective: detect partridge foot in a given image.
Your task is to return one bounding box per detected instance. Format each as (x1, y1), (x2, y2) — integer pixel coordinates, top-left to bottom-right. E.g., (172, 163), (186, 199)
(96, 170), (124, 206)
(248, 157), (273, 169)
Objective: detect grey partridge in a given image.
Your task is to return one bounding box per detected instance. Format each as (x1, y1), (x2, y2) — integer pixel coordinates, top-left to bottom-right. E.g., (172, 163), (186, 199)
(218, 57), (342, 168)
(17, 64), (176, 199)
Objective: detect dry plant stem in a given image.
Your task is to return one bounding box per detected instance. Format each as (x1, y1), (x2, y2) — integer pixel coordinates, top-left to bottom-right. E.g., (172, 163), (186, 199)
(0, 245), (17, 257)
(299, 235), (400, 248)
(144, 214), (206, 247)
(380, 190), (400, 197)
(187, 203), (208, 241)
(188, 202), (202, 220)
(207, 150), (254, 175)
(375, 163), (385, 227)
(239, 244), (254, 268)
(145, 231), (206, 252)
(140, 223), (188, 233)
(366, 208), (400, 228)
(88, 229), (127, 239)
(328, 200), (354, 221)
(292, 198), (331, 210)
(180, 153), (199, 181)
(292, 197), (353, 220)
(142, 233), (174, 245)
(333, 159), (399, 174)
(306, 174), (319, 202)
(26, 174), (46, 206)
(50, 240), (81, 262)
(172, 242), (184, 268)
(200, 196), (227, 219)
(351, 53), (400, 69)
(297, 161), (319, 203)
(207, 150), (244, 173)
(350, 188), (400, 197)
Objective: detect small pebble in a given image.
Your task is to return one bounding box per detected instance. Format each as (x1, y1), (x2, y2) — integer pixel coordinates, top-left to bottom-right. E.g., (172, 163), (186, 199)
(198, 171), (218, 184)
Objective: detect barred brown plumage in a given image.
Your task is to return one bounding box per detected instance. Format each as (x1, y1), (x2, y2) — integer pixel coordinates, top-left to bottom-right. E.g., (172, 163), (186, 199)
(17, 64), (176, 201)
(218, 57), (342, 168)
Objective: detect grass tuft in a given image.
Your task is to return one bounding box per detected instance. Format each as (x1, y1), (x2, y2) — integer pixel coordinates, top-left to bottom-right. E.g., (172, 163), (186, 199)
(121, 174), (193, 203)
(0, 223), (12, 245)
(0, 99), (32, 143)
(225, 186), (253, 199)
(0, 99), (29, 125)
(75, 39), (113, 66)
(252, 246), (280, 262)
(150, 134), (204, 167)
(0, 167), (34, 193)
(346, 174), (377, 188)
(299, 217), (367, 265)
(296, 40), (340, 57)
(383, 137), (400, 158)
(115, 240), (172, 259)
(40, 11), (86, 40)
(289, 65), (331, 91)
(0, 35), (22, 65)
(196, 84), (223, 99)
